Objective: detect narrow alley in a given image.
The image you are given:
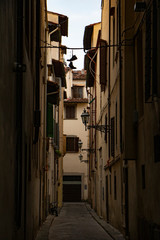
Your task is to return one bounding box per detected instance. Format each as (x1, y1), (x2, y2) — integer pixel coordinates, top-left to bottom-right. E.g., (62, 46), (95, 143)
(49, 203), (111, 240)
(1, 0), (160, 240)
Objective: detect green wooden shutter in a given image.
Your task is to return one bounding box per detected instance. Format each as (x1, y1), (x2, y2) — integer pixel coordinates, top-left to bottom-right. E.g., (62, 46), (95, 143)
(47, 103), (53, 137)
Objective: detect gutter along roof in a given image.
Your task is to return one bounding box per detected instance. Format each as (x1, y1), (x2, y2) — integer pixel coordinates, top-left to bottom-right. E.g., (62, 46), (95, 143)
(48, 11), (68, 37)
(64, 98), (88, 103)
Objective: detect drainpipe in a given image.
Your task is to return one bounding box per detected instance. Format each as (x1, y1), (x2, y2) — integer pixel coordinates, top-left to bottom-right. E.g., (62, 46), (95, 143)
(119, 0), (122, 153)
(34, 0), (40, 144)
(108, 0), (111, 159)
(15, 0), (23, 228)
(119, 0), (129, 237)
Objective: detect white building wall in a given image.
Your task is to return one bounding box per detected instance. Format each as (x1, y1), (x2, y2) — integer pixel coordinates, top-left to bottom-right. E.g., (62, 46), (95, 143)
(63, 72), (89, 201)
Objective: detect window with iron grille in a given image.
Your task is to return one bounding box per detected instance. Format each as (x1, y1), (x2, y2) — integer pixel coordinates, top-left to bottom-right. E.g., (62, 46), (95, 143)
(66, 137), (79, 152)
(111, 117), (115, 157)
(65, 105), (76, 119)
(72, 87), (83, 98)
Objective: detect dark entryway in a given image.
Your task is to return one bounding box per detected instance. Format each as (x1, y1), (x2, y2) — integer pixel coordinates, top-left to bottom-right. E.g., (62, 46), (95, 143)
(63, 175), (81, 202)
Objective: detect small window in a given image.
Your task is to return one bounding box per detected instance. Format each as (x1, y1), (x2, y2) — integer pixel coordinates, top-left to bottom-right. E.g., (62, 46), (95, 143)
(72, 87), (83, 98)
(154, 134), (160, 162)
(65, 105), (76, 119)
(100, 39), (107, 91)
(111, 117), (115, 157)
(141, 165), (145, 189)
(105, 114), (107, 143)
(114, 171), (117, 200)
(66, 137), (79, 152)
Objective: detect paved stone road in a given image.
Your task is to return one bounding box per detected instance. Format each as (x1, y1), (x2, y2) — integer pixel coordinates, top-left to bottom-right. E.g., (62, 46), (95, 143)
(48, 203), (113, 240)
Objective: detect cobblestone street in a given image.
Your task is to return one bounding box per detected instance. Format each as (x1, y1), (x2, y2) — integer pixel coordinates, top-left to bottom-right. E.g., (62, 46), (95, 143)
(48, 203), (117, 240)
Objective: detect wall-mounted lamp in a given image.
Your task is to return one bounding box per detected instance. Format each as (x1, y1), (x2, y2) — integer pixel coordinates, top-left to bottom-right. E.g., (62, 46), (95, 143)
(78, 139), (83, 150)
(81, 108), (110, 133)
(78, 153), (88, 163)
(78, 139), (95, 153)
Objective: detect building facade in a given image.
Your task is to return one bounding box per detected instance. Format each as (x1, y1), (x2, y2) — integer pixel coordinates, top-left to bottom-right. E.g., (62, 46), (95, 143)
(63, 69), (89, 202)
(46, 11), (68, 211)
(84, 0), (160, 239)
(0, 0), (48, 239)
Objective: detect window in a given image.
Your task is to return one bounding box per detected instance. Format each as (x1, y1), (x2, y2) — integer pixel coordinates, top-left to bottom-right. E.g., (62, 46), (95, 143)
(110, 174), (111, 195)
(114, 171), (117, 200)
(47, 103), (53, 137)
(66, 137), (79, 152)
(113, 13), (115, 66)
(154, 134), (160, 163)
(136, 30), (144, 117)
(116, 102), (117, 146)
(111, 117), (115, 157)
(145, 1), (158, 101)
(141, 165), (145, 189)
(105, 114), (107, 143)
(65, 105), (76, 119)
(100, 39), (107, 91)
(72, 87), (83, 98)
(145, 7), (151, 101)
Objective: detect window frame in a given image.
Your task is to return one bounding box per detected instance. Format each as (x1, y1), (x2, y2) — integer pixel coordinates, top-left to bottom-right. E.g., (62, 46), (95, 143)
(66, 136), (79, 153)
(65, 104), (77, 119)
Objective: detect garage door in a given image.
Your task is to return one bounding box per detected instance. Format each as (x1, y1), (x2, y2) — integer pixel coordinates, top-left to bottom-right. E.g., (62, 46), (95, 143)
(63, 175), (81, 202)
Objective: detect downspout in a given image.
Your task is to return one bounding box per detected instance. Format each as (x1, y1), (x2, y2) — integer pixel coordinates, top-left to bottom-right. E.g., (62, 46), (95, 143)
(15, 0), (23, 228)
(94, 61), (97, 211)
(108, 0), (111, 159)
(34, 0), (40, 144)
(95, 71), (97, 169)
(119, 0), (122, 153)
(120, 0), (129, 237)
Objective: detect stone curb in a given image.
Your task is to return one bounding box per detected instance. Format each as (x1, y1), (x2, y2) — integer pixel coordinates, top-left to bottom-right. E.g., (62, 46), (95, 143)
(35, 215), (54, 240)
(85, 203), (125, 240)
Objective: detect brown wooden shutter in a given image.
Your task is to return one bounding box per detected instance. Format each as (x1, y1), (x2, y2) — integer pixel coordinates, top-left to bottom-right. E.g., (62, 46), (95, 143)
(75, 137), (79, 152)
(145, 6), (151, 101)
(152, 0), (157, 96)
(66, 105), (75, 119)
(154, 134), (160, 162)
(100, 39), (107, 91)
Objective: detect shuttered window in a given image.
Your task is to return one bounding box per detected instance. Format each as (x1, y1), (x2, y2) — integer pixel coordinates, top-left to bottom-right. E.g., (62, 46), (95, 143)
(152, 0), (157, 96)
(105, 114), (107, 143)
(145, 6), (151, 101)
(111, 117), (115, 157)
(66, 105), (76, 119)
(100, 39), (107, 92)
(47, 103), (53, 137)
(66, 137), (79, 152)
(72, 87), (83, 98)
(154, 134), (160, 163)
(145, 1), (158, 101)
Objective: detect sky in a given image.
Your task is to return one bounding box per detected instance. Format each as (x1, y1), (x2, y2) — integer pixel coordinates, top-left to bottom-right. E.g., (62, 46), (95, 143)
(47, 0), (101, 70)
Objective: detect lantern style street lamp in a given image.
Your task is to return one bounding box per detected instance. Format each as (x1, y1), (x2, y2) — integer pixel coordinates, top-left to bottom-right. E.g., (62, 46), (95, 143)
(81, 108), (109, 133)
